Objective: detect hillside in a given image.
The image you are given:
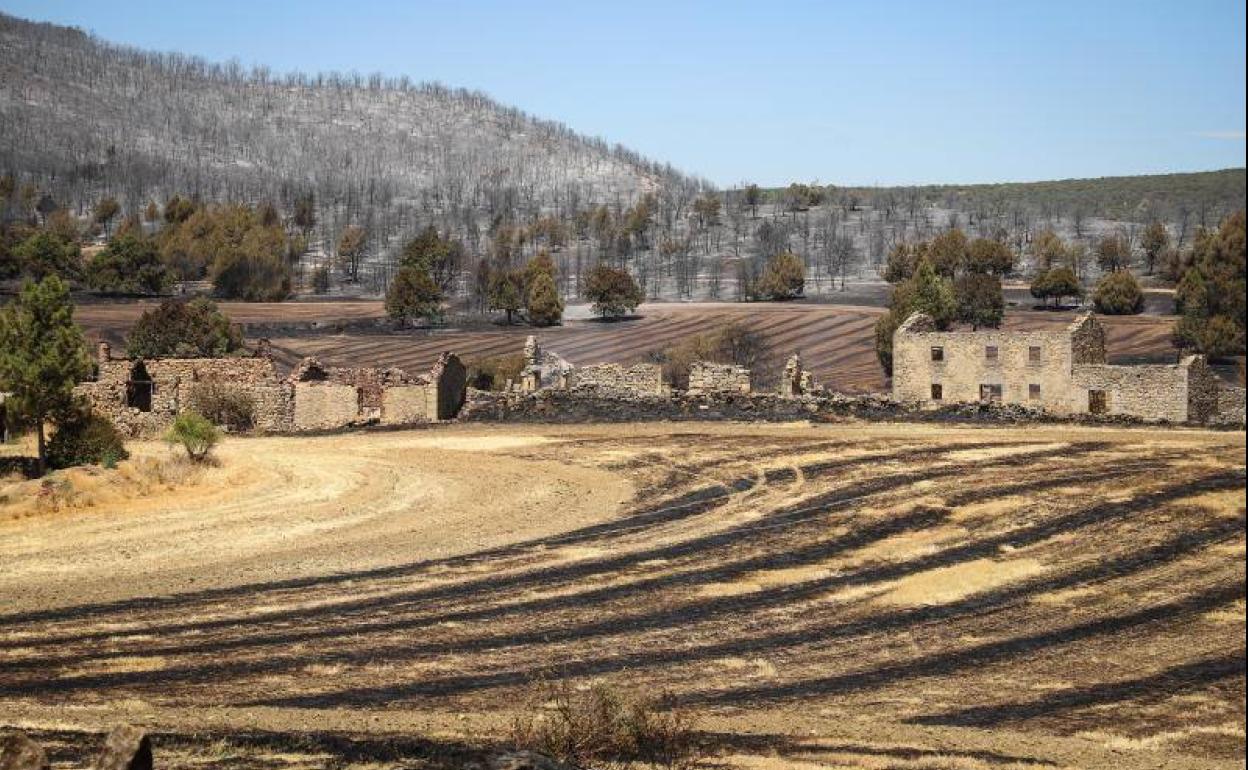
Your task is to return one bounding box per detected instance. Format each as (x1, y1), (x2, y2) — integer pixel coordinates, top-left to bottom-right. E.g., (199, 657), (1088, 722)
(0, 12), (700, 248)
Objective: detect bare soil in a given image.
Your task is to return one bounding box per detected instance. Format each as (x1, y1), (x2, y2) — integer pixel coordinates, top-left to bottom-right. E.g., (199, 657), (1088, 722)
(0, 422), (1243, 769)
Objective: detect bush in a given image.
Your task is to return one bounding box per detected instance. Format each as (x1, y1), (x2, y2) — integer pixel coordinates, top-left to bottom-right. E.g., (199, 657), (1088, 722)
(186, 380), (256, 431)
(1093, 270), (1145, 315)
(385, 266), (444, 325)
(47, 412), (129, 470)
(510, 682), (702, 770)
(526, 271), (565, 326)
(85, 233), (171, 295)
(164, 411), (221, 462)
(648, 321), (770, 389)
(466, 354), (526, 391)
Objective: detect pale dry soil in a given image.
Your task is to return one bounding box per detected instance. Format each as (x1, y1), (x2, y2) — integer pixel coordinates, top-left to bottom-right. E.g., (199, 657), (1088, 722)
(0, 422), (1243, 770)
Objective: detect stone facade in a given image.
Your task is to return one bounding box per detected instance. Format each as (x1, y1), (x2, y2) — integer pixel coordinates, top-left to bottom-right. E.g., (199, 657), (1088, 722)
(562, 363), (668, 398)
(76, 342), (467, 436)
(687, 361), (751, 395)
(893, 312), (1219, 423)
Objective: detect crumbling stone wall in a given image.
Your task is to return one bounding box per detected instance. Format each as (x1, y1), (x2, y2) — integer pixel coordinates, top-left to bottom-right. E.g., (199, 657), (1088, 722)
(1072, 355), (1215, 423)
(687, 361), (751, 395)
(76, 342), (287, 437)
(1216, 385), (1246, 427)
(778, 352), (817, 398)
(381, 385), (431, 425)
(563, 363), (667, 398)
(430, 352), (468, 420)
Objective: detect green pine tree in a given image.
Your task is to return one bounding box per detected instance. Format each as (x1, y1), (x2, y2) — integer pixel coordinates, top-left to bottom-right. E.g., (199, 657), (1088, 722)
(0, 275), (92, 474)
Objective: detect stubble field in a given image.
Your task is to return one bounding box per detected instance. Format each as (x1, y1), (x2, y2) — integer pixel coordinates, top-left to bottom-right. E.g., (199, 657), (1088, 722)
(1, 422), (1243, 769)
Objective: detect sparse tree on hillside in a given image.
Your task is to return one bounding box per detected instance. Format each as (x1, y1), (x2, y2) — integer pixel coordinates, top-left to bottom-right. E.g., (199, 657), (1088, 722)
(1140, 221), (1169, 276)
(337, 225), (367, 283)
(1095, 232), (1132, 273)
(758, 252), (806, 300)
(584, 265), (643, 319)
(92, 197), (121, 236)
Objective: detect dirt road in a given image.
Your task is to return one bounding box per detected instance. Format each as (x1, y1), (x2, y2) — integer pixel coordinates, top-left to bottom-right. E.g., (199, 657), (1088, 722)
(1, 423), (1243, 769)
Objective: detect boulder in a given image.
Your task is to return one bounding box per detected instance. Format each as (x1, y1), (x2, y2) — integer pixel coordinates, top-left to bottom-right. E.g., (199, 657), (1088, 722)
(94, 726), (152, 770)
(0, 733), (49, 770)
(490, 751), (576, 770)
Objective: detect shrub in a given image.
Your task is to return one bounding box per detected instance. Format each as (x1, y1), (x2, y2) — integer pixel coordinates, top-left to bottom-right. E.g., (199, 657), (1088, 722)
(648, 321), (770, 389)
(466, 354), (526, 391)
(164, 411), (221, 462)
(510, 682), (702, 770)
(85, 233), (171, 295)
(186, 380), (256, 431)
(47, 411), (129, 470)
(1093, 270), (1145, 315)
(954, 272), (1004, 330)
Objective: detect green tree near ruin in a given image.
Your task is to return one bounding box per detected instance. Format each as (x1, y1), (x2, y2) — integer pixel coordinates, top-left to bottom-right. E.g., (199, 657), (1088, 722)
(526, 271), (564, 326)
(385, 266), (444, 326)
(13, 229), (80, 280)
(954, 272), (1005, 330)
(85, 233), (171, 295)
(875, 258), (957, 376)
(488, 268), (524, 325)
(1030, 266), (1084, 308)
(1172, 210), (1245, 358)
(400, 225), (465, 291)
(757, 252), (806, 300)
(584, 265), (644, 319)
(0, 275), (92, 475)
(126, 298), (245, 359)
(966, 237), (1016, 275)
(1092, 270), (1145, 315)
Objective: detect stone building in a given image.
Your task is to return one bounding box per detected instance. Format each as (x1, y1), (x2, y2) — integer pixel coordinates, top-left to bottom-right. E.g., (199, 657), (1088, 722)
(892, 312), (1220, 423)
(75, 342), (467, 436)
(779, 352), (817, 398)
(562, 363), (669, 398)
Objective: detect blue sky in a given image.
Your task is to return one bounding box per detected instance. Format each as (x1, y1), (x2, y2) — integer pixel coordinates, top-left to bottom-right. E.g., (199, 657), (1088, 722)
(5, 0), (1245, 187)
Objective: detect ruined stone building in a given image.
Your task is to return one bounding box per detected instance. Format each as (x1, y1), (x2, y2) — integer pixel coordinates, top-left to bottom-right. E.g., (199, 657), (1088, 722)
(76, 342), (466, 436)
(892, 312), (1221, 422)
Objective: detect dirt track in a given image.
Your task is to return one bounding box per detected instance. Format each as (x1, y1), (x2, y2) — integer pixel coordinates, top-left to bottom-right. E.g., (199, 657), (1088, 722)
(1, 423), (1244, 769)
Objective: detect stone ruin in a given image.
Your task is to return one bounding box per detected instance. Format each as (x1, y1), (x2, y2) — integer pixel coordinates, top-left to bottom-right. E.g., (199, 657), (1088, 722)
(687, 361), (751, 396)
(513, 335), (571, 394)
(891, 311), (1232, 423)
(75, 341), (467, 436)
(779, 352), (818, 398)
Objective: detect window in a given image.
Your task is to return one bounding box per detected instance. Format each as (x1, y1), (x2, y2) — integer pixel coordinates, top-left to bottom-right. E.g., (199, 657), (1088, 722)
(1029, 383), (1042, 400)
(930, 346), (944, 362)
(1029, 346), (1042, 363)
(985, 345), (999, 362)
(1089, 390), (1109, 415)
(931, 383), (943, 400)
(979, 384), (1003, 403)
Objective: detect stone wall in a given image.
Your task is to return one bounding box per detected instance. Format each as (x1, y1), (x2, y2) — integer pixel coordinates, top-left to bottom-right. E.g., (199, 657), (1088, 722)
(1216, 385), (1246, 427)
(563, 363), (667, 397)
(1069, 355), (1216, 423)
(429, 352), (468, 420)
(292, 383), (360, 431)
(687, 361), (751, 395)
(381, 384), (431, 425)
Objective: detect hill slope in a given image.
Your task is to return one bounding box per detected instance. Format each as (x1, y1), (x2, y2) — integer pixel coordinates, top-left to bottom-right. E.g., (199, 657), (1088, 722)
(0, 12), (699, 237)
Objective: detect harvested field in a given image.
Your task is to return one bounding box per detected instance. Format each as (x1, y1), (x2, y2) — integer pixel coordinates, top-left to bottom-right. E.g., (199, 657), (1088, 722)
(75, 300), (1183, 392)
(0, 422), (1243, 769)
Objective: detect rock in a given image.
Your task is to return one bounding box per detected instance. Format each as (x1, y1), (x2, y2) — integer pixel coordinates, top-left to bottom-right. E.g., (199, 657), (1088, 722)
(0, 733), (49, 770)
(94, 726), (152, 770)
(490, 751), (576, 770)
